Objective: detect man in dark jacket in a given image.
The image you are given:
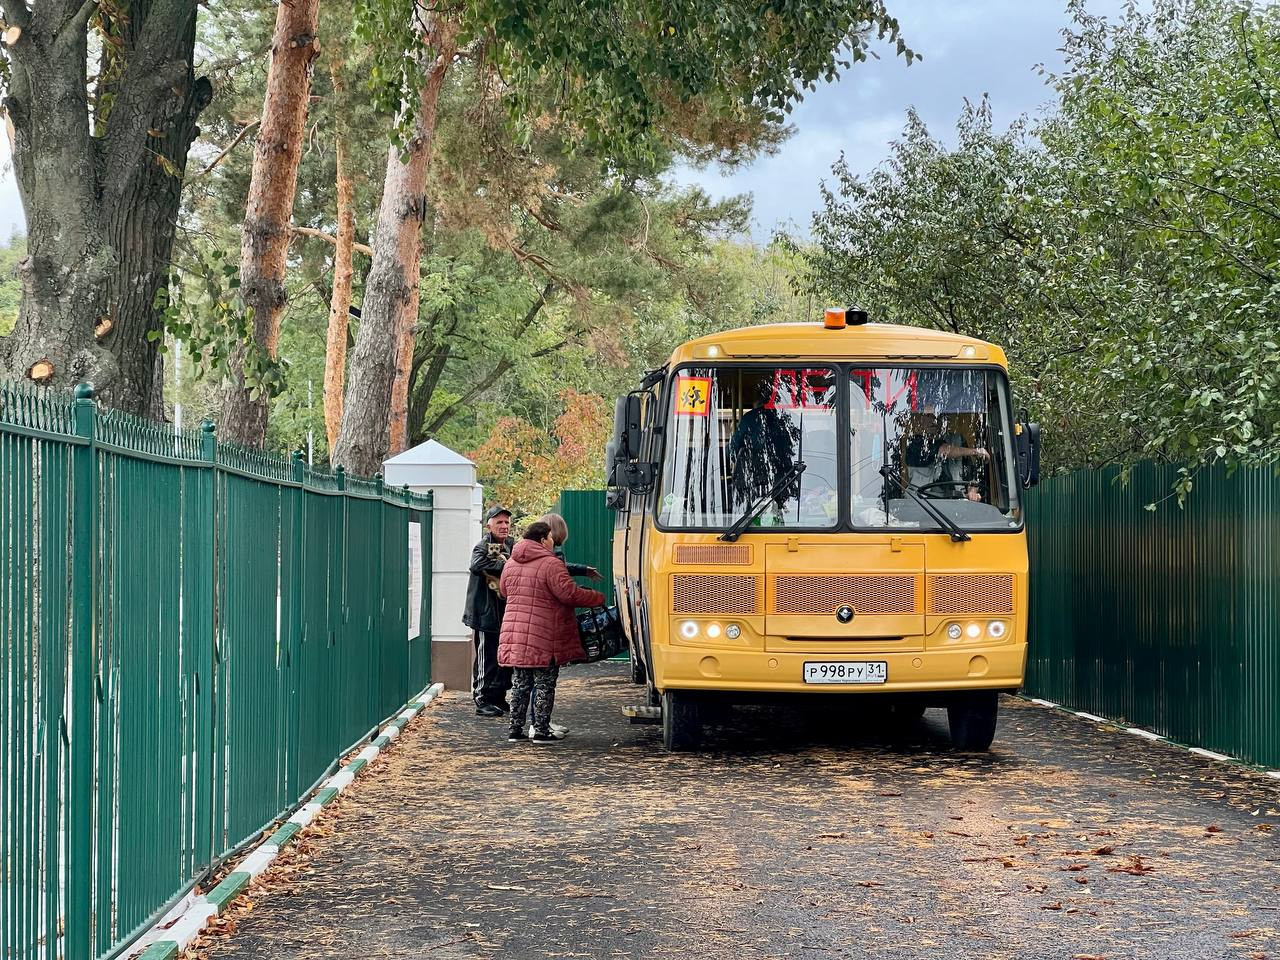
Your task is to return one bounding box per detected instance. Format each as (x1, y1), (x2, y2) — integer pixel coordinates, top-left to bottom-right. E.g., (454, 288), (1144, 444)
(463, 506), (514, 717)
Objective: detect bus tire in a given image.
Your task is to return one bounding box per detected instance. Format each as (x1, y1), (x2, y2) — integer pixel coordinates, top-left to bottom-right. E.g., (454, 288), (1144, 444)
(662, 690), (701, 752)
(948, 692), (999, 751)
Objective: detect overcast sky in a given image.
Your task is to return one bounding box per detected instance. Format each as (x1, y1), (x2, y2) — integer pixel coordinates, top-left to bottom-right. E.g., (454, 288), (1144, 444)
(0, 1), (1126, 243)
(676, 0), (1129, 240)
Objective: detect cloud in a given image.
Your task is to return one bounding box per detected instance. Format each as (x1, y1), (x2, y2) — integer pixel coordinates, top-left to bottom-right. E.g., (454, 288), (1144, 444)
(678, 0), (1131, 242)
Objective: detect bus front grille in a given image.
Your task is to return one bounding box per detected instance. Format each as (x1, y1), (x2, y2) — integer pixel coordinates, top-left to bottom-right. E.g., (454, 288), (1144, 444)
(673, 543), (753, 565)
(928, 574), (1014, 614)
(672, 574), (760, 614)
(773, 575), (918, 615)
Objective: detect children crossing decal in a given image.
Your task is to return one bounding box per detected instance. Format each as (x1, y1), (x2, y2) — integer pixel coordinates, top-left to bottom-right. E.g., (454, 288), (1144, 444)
(674, 376), (712, 416)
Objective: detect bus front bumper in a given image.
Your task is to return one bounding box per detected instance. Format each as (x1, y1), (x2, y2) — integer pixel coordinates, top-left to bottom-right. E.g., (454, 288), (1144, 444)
(654, 642), (1027, 694)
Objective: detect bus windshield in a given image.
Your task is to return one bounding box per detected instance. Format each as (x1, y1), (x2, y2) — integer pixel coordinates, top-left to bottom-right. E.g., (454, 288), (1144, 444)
(849, 367), (1020, 532)
(657, 364), (1021, 532)
(659, 365), (839, 529)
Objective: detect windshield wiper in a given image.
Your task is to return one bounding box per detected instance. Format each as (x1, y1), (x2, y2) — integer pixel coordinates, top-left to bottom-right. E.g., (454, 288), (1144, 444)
(719, 462), (807, 542)
(878, 465), (971, 543)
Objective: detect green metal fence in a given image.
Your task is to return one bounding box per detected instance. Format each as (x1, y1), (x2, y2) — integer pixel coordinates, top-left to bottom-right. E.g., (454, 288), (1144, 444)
(554, 490), (614, 605)
(1, 380), (433, 960)
(1025, 460), (1280, 769)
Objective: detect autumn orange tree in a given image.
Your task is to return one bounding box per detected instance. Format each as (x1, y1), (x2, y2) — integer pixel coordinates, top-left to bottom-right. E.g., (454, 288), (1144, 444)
(468, 389), (612, 518)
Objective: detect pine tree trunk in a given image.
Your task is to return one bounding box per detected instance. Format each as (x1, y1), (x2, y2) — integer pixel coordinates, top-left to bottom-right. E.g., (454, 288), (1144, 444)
(218, 0), (321, 446)
(332, 16), (457, 475)
(387, 283), (416, 455)
(0, 0), (209, 415)
(323, 57), (355, 456)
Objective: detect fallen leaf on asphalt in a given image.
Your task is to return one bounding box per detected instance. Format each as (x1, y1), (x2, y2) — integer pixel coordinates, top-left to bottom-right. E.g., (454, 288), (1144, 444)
(1107, 856), (1154, 876)
(856, 881), (882, 888)
(1042, 902), (1063, 911)
(1206, 825), (1222, 834)
(486, 884), (530, 891)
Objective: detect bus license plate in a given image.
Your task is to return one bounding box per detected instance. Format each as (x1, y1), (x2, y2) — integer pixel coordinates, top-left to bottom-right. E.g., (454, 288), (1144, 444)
(803, 661), (888, 684)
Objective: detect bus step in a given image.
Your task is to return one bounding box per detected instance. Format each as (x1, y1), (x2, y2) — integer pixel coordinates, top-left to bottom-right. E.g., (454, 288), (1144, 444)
(623, 704), (662, 724)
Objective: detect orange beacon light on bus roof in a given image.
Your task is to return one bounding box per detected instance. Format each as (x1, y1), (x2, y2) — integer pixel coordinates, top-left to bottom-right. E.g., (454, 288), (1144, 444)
(824, 307), (847, 329)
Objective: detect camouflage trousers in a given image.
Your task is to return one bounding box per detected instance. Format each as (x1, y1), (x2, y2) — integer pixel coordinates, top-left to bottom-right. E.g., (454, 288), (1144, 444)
(510, 664), (559, 735)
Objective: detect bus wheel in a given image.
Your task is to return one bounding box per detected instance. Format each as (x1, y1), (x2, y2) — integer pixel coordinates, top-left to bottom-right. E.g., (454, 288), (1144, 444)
(947, 692), (999, 751)
(662, 690), (702, 752)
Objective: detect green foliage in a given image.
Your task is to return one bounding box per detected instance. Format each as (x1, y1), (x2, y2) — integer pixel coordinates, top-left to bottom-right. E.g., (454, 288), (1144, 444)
(800, 0), (1280, 494)
(155, 243), (287, 401)
(175, 0), (868, 469)
(0, 234), (24, 337)
(354, 0), (912, 164)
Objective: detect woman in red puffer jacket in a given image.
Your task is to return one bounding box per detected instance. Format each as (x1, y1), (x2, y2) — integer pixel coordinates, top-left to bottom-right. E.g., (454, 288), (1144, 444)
(498, 520), (605, 744)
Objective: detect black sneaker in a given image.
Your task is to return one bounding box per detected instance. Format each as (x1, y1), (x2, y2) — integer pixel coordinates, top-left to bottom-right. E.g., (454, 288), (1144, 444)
(508, 728), (528, 742)
(475, 703), (503, 718)
(529, 730), (565, 744)
(495, 700), (511, 715)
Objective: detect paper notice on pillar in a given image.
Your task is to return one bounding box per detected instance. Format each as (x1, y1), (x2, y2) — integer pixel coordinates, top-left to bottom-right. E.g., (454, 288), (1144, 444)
(408, 522), (422, 640)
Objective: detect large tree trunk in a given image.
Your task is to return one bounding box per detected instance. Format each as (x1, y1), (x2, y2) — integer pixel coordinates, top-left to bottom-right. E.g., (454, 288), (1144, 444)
(323, 56), (355, 456)
(333, 15), (457, 475)
(218, 0), (321, 446)
(387, 284), (416, 455)
(0, 0), (209, 414)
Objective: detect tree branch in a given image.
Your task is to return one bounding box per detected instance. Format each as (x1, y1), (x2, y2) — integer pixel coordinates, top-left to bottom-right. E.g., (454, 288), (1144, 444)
(53, 0), (97, 48)
(193, 118), (259, 177)
(1, 0), (32, 29)
(292, 225), (373, 258)
(422, 282), (555, 436)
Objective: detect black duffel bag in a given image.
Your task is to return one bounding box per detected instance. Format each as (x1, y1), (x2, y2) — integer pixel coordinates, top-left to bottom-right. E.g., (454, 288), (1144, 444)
(577, 605), (625, 663)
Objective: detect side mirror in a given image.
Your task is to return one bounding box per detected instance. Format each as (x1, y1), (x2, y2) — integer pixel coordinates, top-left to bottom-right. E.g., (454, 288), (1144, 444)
(604, 440), (619, 486)
(1015, 421), (1041, 488)
(624, 393), (643, 460)
(611, 396), (627, 447)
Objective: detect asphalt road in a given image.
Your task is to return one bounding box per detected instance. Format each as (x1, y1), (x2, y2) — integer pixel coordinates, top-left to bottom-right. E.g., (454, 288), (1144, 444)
(200, 662), (1280, 960)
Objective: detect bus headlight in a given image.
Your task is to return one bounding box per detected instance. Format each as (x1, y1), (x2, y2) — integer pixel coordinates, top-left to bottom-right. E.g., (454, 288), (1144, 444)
(947, 623), (963, 640)
(705, 622), (722, 639)
(679, 620), (699, 639)
(725, 623), (741, 640)
(964, 622), (983, 639)
(987, 620), (1007, 639)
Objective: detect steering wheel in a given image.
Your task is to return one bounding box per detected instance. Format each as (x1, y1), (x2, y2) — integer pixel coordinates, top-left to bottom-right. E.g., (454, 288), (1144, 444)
(914, 479), (972, 499)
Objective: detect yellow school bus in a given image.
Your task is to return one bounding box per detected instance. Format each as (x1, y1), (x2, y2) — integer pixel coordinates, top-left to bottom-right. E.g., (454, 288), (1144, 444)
(607, 309), (1041, 751)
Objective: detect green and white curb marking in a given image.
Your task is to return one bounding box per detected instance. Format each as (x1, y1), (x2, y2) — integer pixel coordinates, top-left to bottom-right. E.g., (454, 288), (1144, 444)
(1022, 694), (1280, 781)
(128, 682), (445, 959)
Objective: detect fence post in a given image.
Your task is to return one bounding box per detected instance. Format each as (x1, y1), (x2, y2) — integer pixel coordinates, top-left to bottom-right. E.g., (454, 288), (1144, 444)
(424, 491), (434, 682)
(335, 465), (345, 492)
(198, 418), (217, 868)
(68, 382), (96, 957)
(288, 451), (306, 797)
